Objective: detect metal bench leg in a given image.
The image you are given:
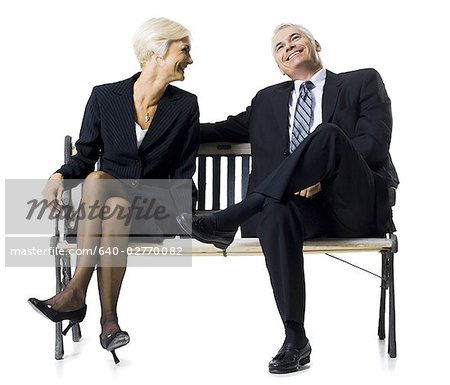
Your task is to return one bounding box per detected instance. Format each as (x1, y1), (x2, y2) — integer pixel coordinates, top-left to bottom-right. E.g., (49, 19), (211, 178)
(54, 248), (84, 360)
(54, 252), (64, 360)
(378, 252), (388, 340)
(61, 251), (82, 342)
(387, 251), (397, 358)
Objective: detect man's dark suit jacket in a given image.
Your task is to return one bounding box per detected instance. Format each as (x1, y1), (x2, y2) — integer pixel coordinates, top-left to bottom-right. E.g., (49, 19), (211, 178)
(57, 72), (200, 187)
(201, 68), (399, 237)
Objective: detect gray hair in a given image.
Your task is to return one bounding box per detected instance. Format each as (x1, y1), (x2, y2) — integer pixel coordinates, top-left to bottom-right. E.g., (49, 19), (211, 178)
(272, 23), (316, 54)
(133, 18), (191, 65)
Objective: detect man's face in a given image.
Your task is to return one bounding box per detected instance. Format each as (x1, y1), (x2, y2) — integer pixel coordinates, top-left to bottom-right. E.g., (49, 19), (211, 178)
(273, 26), (321, 78)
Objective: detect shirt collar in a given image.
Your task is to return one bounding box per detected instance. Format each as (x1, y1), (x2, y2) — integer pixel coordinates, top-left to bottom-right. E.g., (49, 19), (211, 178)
(293, 67), (327, 94)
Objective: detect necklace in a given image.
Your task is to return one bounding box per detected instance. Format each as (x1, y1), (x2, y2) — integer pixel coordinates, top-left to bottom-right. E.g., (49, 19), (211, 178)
(144, 106), (157, 123)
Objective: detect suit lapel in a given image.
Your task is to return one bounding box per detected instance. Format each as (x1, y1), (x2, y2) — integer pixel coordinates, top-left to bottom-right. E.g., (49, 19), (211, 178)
(139, 85), (182, 152)
(322, 70), (342, 123)
(110, 73), (140, 153)
(273, 81), (294, 147)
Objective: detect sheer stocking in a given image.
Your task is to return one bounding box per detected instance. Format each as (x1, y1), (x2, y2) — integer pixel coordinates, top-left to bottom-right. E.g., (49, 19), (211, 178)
(97, 196), (130, 339)
(43, 171), (129, 318)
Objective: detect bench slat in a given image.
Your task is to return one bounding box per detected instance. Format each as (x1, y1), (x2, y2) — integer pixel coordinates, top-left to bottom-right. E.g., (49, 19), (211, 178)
(58, 237), (393, 256)
(212, 156), (221, 210)
(241, 155), (250, 200)
(227, 156), (236, 206)
(186, 238), (393, 255)
(197, 156), (207, 211)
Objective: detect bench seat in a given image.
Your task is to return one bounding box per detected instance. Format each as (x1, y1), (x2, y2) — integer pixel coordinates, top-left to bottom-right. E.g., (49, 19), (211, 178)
(58, 237), (394, 255)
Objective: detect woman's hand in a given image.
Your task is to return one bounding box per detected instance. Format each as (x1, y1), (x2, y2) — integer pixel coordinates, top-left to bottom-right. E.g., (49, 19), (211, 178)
(295, 182), (322, 199)
(42, 173), (64, 213)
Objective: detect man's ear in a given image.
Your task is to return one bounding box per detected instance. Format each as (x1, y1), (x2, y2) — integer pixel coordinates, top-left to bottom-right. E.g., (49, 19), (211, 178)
(315, 40), (322, 52)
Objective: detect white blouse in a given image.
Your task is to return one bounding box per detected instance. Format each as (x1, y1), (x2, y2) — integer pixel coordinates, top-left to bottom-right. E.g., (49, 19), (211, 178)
(135, 122), (149, 148)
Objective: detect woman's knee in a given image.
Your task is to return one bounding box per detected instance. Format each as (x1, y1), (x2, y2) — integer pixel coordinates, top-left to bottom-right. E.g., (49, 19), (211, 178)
(85, 171), (113, 181)
(101, 197), (132, 234)
(83, 171), (118, 199)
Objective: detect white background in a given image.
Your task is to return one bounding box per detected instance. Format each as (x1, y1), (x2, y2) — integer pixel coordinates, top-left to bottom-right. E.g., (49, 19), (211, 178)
(1, 0), (450, 384)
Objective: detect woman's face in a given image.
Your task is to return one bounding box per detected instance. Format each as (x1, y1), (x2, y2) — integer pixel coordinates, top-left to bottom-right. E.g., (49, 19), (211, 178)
(161, 37), (193, 82)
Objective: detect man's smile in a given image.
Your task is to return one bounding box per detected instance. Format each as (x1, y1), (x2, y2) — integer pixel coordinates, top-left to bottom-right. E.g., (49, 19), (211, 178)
(286, 48), (305, 62)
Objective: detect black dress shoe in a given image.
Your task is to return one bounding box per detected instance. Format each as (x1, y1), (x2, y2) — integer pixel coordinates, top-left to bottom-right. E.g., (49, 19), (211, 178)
(176, 213), (236, 250)
(28, 298), (87, 335)
(100, 330), (130, 364)
(268, 341), (312, 374)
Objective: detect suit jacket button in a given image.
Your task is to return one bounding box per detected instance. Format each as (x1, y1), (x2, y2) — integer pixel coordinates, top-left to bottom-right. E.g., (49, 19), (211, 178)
(135, 159), (140, 165)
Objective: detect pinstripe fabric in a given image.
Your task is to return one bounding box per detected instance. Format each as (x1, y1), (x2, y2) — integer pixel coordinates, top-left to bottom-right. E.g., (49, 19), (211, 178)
(56, 72), (200, 188)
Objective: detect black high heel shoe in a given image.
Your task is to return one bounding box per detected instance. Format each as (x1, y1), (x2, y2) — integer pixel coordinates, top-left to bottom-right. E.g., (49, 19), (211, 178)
(28, 298), (87, 335)
(100, 331), (130, 364)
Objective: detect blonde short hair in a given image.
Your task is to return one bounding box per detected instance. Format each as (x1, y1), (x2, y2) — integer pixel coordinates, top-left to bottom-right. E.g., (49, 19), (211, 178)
(133, 18), (191, 64)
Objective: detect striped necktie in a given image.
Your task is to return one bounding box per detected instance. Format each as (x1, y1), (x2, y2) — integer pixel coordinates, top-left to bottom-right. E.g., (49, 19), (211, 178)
(290, 80), (315, 153)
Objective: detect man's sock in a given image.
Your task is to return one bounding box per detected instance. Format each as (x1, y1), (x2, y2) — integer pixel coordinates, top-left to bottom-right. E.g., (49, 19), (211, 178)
(284, 320), (308, 348)
(214, 192), (265, 230)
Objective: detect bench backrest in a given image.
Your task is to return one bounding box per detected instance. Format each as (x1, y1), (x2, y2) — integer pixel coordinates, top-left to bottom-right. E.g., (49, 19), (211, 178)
(65, 137), (252, 212)
(196, 143), (251, 211)
(65, 136), (395, 213)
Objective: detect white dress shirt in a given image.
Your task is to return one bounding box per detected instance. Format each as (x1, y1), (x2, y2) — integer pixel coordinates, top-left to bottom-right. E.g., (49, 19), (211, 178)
(288, 68), (327, 141)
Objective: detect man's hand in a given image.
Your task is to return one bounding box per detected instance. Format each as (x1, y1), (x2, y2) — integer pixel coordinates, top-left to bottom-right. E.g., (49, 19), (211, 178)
(295, 182), (322, 199)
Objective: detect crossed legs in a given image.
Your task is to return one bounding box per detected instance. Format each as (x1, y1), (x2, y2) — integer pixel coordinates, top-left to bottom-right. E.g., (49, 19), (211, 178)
(214, 124), (378, 236)
(183, 124), (381, 371)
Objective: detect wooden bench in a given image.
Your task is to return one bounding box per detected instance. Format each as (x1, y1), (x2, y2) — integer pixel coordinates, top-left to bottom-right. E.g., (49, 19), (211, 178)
(50, 137), (398, 360)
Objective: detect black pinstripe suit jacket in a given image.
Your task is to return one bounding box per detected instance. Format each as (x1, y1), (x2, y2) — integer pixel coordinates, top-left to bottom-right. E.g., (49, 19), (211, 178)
(56, 72), (200, 187)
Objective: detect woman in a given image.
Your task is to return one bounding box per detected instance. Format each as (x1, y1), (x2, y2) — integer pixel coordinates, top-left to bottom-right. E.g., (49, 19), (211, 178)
(28, 18), (199, 364)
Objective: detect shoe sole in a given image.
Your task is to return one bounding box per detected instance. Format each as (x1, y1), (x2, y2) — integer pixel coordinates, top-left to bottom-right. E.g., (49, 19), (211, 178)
(269, 356), (310, 374)
(176, 215), (231, 251)
(106, 334), (130, 351)
(28, 299), (55, 322)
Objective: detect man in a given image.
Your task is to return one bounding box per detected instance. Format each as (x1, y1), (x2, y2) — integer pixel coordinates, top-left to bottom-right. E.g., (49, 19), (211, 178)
(177, 23), (398, 374)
